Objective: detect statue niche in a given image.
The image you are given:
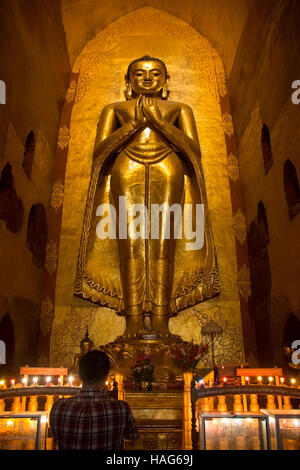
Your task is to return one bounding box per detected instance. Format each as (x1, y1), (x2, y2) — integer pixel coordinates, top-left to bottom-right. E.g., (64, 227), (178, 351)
(75, 56), (220, 337)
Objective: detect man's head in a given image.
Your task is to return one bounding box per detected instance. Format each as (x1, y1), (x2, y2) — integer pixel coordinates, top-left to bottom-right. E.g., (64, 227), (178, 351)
(125, 55), (169, 99)
(79, 350), (110, 388)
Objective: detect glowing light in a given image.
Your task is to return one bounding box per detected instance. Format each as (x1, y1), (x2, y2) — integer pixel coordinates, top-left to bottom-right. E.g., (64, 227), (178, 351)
(291, 378), (296, 385)
(68, 376), (74, 386)
(245, 376), (249, 382)
(293, 420), (299, 427)
(199, 379), (204, 385)
(257, 376), (262, 383)
(223, 377), (227, 383)
(46, 376), (51, 384)
(280, 377), (285, 384)
(247, 418), (252, 422)
(33, 377), (38, 385)
(41, 416), (48, 424)
(0, 380), (4, 386)
(268, 376), (274, 383)
(22, 378), (28, 385)
(145, 127), (151, 140)
(58, 377), (62, 384)
(10, 379), (15, 386)
(105, 381), (109, 386)
(6, 420), (13, 426)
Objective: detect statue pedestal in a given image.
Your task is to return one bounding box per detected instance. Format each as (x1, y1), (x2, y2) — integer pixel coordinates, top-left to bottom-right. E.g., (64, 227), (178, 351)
(99, 335), (186, 383)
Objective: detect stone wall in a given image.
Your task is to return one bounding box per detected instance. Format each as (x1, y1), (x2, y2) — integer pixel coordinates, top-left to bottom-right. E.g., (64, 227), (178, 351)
(229, 0), (300, 369)
(0, 0), (70, 375)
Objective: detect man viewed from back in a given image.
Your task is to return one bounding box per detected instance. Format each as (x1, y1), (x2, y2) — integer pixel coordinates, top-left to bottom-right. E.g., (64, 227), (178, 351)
(50, 350), (139, 449)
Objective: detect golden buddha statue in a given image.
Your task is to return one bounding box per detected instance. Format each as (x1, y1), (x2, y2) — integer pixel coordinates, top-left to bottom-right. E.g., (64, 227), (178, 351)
(75, 56), (220, 337)
(72, 327), (94, 372)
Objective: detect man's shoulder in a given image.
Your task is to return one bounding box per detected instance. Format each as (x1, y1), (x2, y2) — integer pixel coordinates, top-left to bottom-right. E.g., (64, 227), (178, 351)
(50, 396), (73, 413)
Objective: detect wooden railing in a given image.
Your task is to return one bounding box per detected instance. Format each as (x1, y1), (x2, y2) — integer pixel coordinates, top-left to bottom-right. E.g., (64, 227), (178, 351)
(191, 385), (300, 450)
(0, 386), (118, 414)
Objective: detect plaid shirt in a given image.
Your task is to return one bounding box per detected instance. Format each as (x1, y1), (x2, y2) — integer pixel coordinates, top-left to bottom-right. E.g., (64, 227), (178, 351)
(50, 389), (139, 450)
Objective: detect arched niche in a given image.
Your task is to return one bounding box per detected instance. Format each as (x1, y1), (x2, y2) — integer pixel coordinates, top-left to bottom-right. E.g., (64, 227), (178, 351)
(261, 123), (273, 175)
(283, 158), (300, 220)
(257, 200), (270, 246)
(0, 313), (15, 373)
(26, 203), (47, 268)
(50, 7), (243, 367)
(23, 131), (35, 180)
(0, 162), (23, 233)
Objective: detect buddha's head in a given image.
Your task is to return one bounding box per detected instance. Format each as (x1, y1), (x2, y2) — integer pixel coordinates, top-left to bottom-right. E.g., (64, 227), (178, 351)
(125, 55), (170, 100)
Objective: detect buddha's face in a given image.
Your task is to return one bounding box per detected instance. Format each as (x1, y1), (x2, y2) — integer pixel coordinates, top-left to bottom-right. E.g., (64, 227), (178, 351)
(128, 60), (167, 96)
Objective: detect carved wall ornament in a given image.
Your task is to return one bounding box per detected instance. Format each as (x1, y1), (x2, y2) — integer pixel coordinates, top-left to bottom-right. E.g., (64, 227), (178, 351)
(45, 240), (58, 274)
(215, 64), (227, 98)
(50, 180), (64, 210)
(222, 112), (234, 137)
(57, 124), (71, 150)
(232, 209), (247, 245)
(40, 297), (54, 336)
(236, 264), (251, 301)
(193, 307), (243, 364)
(73, 8), (226, 102)
(50, 309), (97, 367)
(66, 80), (77, 103)
(227, 153), (240, 182)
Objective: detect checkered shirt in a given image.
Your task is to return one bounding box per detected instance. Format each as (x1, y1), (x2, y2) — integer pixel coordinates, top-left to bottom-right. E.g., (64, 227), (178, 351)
(50, 389), (139, 450)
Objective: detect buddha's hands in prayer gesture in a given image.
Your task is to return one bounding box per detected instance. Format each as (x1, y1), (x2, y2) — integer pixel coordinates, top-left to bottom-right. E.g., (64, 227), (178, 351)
(132, 95), (147, 129)
(142, 96), (164, 128)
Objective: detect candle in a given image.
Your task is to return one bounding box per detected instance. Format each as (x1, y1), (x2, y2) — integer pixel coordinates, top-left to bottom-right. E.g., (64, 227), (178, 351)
(58, 377), (62, 385)
(223, 377), (227, 384)
(68, 376), (74, 386)
(291, 378), (296, 386)
(257, 376), (262, 384)
(245, 376), (249, 383)
(33, 377), (38, 385)
(22, 377), (28, 386)
(46, 376), (51, 385)
(11, 379), (15, 388)
(280, 377), (285, 385)
(268, 376), (273, 384)
(0, 380), (4, 388)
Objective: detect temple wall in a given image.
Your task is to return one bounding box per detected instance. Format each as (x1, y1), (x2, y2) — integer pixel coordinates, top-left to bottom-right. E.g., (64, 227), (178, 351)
(0, 0), (70, 373)
(48, 8), (246, 369)
(229, 0), (300, 369)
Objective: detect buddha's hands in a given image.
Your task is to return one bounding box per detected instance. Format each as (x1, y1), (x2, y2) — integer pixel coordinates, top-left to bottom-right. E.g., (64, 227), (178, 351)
(131, 95), (147, 129)
(142, 97), (164, 128)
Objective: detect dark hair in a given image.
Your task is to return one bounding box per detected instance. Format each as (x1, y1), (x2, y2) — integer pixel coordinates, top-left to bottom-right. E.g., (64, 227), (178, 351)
(126, 55), (168, 79)
(79, 350), (110, 383)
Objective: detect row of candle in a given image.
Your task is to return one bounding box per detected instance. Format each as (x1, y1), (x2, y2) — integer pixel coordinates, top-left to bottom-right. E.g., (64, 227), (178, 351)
(0, 377), (75, 387)
(0, 377), (111, 388)
(196, 376), (297, 388)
